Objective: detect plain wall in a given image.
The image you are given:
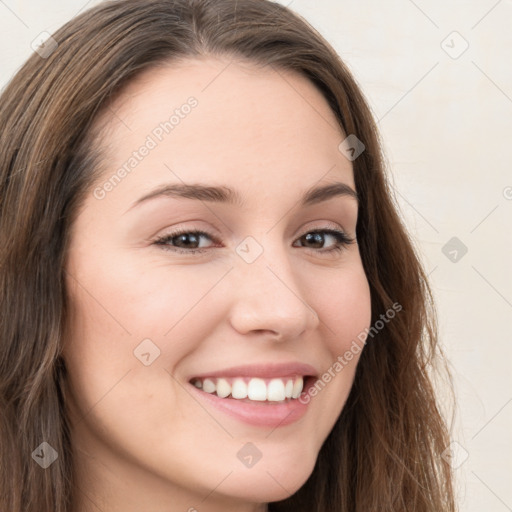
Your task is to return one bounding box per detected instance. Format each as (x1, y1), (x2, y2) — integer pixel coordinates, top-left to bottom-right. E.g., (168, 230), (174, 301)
(1, 0), (511, 510)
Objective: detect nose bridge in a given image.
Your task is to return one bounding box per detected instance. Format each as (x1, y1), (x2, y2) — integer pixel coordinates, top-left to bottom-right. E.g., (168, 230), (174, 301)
(227, 235), (319, 338)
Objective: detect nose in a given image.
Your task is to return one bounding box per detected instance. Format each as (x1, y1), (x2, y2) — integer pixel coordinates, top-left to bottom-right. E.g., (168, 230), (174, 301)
(226, 243), (320, 341)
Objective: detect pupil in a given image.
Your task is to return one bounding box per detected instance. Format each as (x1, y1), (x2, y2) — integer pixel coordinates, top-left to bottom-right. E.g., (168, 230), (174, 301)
(305, 232), (323, 248)
(177, 233), (198, 247)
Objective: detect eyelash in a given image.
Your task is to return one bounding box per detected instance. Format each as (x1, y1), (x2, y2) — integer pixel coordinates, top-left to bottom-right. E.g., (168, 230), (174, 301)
(152, 226), (356, 256)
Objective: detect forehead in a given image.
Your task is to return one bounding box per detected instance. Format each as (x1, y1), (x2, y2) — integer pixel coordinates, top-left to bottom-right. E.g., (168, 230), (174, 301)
(92, 57), (354, 207)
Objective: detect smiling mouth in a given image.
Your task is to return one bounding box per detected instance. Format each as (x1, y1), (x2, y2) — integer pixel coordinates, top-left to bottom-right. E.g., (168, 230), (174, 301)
(189, 375), (314, 403)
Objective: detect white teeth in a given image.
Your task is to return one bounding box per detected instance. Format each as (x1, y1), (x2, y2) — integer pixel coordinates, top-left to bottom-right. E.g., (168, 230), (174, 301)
(216, 378), (231, 398)
(202, 378), (216, 394)
(247, 378), (267, 401)
(284, 379), (293, 398)
(291, 377), (303, 399)
(267, 379), (286, 401)
(193, 376), (305, 402)
(231, 378), (248, 399)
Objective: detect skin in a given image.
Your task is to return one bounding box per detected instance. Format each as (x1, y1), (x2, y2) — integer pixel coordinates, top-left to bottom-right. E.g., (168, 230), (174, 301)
(62, 57), (372, 512)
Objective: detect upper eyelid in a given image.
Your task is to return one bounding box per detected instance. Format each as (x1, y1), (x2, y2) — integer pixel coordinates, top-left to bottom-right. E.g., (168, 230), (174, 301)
(156, 224), (349, 239)
(155, 218), (351, 238)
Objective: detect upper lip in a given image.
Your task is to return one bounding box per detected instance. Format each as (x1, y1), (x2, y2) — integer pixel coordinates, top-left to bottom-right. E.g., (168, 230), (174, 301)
(189, 362), (318, 380)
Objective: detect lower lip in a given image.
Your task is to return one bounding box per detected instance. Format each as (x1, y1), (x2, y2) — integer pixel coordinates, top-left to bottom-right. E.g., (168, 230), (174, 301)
(188, 378), (315, 428)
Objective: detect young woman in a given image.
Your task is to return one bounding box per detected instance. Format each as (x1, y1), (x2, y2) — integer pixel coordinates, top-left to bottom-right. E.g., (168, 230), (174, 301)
(0, 1), (455, 511)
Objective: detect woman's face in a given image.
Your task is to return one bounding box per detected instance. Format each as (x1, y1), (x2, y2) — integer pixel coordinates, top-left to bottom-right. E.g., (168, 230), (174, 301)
(63, 57), (371, 512)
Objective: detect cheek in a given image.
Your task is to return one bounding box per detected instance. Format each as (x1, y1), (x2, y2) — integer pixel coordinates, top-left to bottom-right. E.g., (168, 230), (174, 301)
(299, 260), (371, 437)
(64, 245), (231, 357)
(316, 262), (372, 354)
(61, 252), (234, 433)
(61, 260), (220, 475)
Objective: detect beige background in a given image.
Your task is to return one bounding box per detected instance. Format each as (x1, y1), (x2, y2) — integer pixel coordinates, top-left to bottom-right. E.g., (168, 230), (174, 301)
(1, 0), (511, 509)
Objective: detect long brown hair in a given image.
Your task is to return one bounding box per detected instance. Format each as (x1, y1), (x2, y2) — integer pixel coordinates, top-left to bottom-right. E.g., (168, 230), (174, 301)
(0, 1), (455, 510)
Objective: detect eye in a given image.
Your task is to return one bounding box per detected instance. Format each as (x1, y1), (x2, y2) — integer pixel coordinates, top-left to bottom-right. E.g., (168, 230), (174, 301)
(153, 229), (216, 254)
(152, 227), (355, 255)
(293, 229), (355, 254)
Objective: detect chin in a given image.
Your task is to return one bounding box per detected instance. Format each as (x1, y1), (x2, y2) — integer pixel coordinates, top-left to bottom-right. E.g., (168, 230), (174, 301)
(216, 448), (317, 503)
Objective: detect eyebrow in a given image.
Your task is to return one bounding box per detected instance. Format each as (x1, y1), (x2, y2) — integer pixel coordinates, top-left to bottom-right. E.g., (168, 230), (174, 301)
(126, 180), (358, 212)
